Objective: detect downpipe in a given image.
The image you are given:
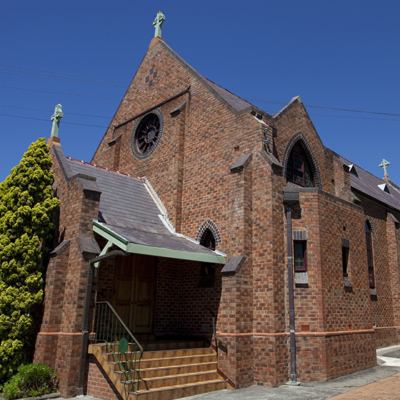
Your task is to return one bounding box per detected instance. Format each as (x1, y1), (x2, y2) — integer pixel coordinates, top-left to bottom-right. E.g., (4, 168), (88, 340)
(286, 207), (297, 385)
(76, 250), (127, 396)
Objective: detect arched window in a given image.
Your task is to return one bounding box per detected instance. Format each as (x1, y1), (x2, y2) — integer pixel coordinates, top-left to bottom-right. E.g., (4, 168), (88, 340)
(286, 142), (314, 187)
(198, 229), (216, 288)
(200, 229), (216, 250)
(365, 221), (375, 288)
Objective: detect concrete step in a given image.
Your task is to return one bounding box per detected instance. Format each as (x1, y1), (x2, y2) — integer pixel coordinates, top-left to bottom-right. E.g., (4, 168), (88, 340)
(129, 362), (218, 379)
(123, 371), (220, 391)
(129, 379), (228, 400)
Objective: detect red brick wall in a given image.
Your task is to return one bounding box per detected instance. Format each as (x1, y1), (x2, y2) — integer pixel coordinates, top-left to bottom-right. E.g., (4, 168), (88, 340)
(34, 143), (102, 398)
(95, 256), (223, 340)
(35, 37), (400, 396)
(87, 356), (121, 400)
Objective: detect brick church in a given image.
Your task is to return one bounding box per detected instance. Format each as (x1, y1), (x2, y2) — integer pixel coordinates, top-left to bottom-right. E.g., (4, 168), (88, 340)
(33, 14), (400, 400)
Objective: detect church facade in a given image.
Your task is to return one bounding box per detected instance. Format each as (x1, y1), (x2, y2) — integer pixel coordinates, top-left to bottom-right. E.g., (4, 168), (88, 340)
(33, 32), (400, 399)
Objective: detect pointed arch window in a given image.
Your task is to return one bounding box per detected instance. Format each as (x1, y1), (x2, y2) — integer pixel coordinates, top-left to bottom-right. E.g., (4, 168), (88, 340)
(201, 229), (216, 251)
(198, 229), (216, 288)
(365, 221), (375, 288)
(286, 142), (314, 187)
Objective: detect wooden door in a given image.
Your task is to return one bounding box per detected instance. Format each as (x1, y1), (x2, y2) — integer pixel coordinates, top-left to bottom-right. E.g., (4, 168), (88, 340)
(113, 254), (134, 328)
(113, 254), (157, 334)
(131, 255), (157, 333)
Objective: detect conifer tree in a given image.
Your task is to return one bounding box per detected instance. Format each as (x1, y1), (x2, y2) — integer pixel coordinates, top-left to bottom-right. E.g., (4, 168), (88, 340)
(0, 138), (60, 382)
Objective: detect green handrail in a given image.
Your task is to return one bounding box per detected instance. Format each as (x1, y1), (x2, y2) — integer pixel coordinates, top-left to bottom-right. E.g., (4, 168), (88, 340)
(92, 301), (143, 399)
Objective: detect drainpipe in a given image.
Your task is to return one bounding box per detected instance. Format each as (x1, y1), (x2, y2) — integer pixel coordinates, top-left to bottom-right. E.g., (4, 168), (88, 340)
(77, 250), (127, 396)
(283, 190), (299, 385)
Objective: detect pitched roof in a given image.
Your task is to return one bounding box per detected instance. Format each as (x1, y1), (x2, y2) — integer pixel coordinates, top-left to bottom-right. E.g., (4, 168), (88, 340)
(203, 77), (255, 114)
(160, 41), (269, 116)
(338, 155), (400, 211)
(66, 158), (225, 262)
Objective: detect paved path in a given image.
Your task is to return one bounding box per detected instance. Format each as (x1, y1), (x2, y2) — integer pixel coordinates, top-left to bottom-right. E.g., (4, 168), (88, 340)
(72, 344), (400, 400)
(328, 373), (400, 400)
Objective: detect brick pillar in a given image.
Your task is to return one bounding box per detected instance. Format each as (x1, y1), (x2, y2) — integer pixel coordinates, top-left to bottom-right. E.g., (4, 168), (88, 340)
(35, 152), (101, 397)
(333, 157), (351, 200)
(387, 213), (400, 340)
(252, 155), (287, 386)
(173, 102), (187, 233)
(217, 154), (253, 387)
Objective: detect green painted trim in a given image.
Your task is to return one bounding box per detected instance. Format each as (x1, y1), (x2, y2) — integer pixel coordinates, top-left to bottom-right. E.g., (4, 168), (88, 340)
(93, 221), (226, 264)
(126, 242), (226, 264)
(94, 240), (114, 275)
(93, 222), (128, 250)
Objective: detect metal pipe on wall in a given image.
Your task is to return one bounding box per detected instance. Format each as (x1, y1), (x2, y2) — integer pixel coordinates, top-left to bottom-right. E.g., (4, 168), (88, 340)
(77, 249), (127, 396)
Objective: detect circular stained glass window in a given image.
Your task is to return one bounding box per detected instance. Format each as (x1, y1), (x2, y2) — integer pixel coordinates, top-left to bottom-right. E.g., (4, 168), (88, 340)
(131, 110), (164, 159)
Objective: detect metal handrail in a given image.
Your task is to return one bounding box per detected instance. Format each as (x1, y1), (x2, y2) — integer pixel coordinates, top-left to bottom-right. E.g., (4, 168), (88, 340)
(206, 308), (226, 351)
(92, 301), (143, 398)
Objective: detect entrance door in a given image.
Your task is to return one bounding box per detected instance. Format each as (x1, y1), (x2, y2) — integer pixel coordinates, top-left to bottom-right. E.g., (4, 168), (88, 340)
(113, 254), (157, 334)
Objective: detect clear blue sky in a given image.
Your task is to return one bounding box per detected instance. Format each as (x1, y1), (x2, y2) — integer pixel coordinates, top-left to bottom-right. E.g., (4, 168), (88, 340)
(1, 1), (399, 183)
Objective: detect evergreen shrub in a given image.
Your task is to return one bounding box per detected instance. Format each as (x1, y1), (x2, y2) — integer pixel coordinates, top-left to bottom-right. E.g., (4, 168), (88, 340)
(0, 138), (60, 382)
(2, 362), (58, 400)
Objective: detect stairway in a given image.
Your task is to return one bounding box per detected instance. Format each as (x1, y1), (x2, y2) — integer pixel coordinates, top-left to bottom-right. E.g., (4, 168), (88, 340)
(88, 340), (231, 400)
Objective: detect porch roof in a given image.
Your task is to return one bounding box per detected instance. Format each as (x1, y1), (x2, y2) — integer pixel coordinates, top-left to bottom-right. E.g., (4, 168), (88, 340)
(93, 221), (226, 264)
(66, 157), (226, 265)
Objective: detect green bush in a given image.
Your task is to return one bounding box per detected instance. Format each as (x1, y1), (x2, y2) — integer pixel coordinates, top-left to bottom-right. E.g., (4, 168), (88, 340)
(0, 138), (60, 381)
(2, 362), (58, 400)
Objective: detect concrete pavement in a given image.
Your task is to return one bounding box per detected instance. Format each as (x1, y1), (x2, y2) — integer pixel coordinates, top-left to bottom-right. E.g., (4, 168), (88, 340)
(71, 344), (400, 400)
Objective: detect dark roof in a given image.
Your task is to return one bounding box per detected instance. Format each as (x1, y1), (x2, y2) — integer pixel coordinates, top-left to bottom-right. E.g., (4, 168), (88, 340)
(66, 158), (221, 257)
(97, 222), (220, 256)
(338, 155), (400, 211)
(204, 78), (255, 114)
(160, 41), (269, 116)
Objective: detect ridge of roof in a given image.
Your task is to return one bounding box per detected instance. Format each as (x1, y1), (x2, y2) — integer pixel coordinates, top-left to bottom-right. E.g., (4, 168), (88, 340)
(203, 77), (269, 116)
(272, 96), (302, 119)
(159, 41), (268, 116)
(66, 157), (143, 181)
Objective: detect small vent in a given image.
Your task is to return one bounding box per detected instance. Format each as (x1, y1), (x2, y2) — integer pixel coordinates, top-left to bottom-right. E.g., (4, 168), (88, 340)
(348, 164), (359, 178)
(378, 183), (390, 194)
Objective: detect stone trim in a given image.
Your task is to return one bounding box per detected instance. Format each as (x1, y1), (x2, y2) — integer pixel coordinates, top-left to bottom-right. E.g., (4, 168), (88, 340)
(365, 215), (375, 233)
(131, 109), (164, 160)
(221, 255), (246, 275)
(77, 236), (101, 260)
(259, 149), (283, 170)
(49, 239), (71, 257)
(387, 212), (399, 224)
(170, 102), (186, 117)
(282, 132), (322, 190)
(293, 230), (307, 240)
(196, 219), (222, 246)
(107, 134), (122, 146)
(230, 153), (252, 174)
(52, 145), (75, 180)
(218, 329), (375, 337)
(341, 238), (350, 248)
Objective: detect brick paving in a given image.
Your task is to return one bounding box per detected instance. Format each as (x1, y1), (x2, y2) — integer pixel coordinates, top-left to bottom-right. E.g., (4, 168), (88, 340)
(328, 373), (400, 400)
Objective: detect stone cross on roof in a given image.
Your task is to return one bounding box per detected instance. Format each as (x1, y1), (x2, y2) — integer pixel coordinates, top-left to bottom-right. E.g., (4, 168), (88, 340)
(50, 104), (63, 137)
(153, 11), (165, 38)
(379, 158), (390, 178)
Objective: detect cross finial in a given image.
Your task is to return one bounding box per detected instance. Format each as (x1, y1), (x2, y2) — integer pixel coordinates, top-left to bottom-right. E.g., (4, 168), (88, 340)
(153, 11), (165, 38)
(379, 158), (390, 178)
(50, 104), (63, 138)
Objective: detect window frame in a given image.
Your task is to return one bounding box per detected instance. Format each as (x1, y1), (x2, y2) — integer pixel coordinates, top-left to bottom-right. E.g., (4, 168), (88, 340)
(294, 240), (307, 273)
(342, 246), (349, 277)
(287, 143), (315, 188)
(365, 221), (375, 288)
